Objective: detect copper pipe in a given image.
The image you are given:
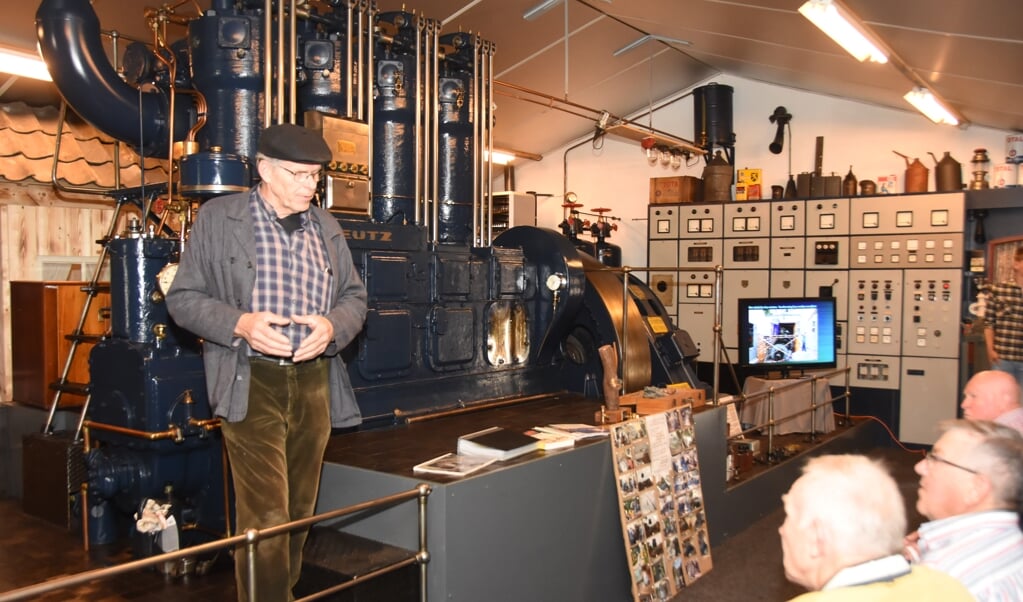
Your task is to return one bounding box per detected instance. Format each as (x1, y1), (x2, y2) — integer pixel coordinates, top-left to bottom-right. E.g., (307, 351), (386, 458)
(494, 79), (705, 155)
(400, 392), (554, 423)
(263, 0), (272, 126)
(80, 482), (89, 552)
(187, 417), (222, 430)
(175, 88), (209, 143)
(82, 420), (183, 442)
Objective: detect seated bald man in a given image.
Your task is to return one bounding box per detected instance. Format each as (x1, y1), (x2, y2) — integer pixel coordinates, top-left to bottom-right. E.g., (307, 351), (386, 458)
(961, 370), (1023, 433)
(779, 454), (972, 601)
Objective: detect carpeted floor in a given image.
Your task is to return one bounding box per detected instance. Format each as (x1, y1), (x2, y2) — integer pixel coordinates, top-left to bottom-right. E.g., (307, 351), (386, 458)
(673, 444), (926, 601)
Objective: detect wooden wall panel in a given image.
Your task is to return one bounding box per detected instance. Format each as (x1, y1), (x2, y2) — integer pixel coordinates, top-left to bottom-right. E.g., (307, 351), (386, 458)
(0, 192), (114, 403)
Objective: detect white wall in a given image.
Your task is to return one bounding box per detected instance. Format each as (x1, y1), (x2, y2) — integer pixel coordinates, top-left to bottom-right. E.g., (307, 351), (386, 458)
(508, 74), (1011, 269)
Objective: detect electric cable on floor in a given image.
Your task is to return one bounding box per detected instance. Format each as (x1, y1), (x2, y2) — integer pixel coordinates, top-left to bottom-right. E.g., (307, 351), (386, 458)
(833, 413), (928, 458)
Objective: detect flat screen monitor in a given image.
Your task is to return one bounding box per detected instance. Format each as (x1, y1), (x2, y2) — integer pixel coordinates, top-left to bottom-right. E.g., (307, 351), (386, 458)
(737, 297), (837, 374)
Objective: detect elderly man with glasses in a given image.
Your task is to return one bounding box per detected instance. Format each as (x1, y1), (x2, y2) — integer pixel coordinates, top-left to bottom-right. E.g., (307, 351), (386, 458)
(906, 419), (1023, 601)
(167, 123), (367, 601)
(779, 455), (972, 601)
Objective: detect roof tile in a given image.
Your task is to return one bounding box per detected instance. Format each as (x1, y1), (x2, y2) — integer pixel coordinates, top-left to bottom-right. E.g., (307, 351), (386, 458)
(0, 101), (168, 190)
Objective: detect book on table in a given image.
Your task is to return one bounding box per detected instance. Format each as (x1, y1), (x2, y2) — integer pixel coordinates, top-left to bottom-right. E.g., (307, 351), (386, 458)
(456, 426), (541, 461)
(413, 452), (497, 477)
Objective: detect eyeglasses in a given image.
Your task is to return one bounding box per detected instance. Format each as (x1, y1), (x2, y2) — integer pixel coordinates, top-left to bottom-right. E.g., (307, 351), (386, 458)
(273, 162), (322, 184)
(925, 450), (979, 475)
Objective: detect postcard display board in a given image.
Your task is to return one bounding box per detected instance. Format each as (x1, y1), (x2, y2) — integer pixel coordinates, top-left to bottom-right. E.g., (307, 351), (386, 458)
(610, 404), (713, 601)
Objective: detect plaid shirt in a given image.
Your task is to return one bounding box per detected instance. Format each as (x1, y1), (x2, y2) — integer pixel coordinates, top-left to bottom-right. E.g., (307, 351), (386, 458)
(987, 281), (1023, 362)
(250, 190), (333, 352)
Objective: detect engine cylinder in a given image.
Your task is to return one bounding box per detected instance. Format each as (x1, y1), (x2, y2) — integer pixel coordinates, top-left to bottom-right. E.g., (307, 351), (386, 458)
(436, 33), (476, 245)
(188, 11), (265, 161)
(295, 15), (349, 116)
(372, 13), (419, 224)
(109, 236), (178, 345)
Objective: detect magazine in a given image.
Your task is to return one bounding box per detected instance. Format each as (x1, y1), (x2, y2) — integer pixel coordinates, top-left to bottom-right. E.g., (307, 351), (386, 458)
(524, 429), (576, 450)
(413, 452), (497, 477)
(535, 423), (610, 440)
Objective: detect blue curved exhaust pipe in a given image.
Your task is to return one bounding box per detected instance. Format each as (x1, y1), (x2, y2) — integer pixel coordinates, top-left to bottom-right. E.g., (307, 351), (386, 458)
(35, 0), (180, 157)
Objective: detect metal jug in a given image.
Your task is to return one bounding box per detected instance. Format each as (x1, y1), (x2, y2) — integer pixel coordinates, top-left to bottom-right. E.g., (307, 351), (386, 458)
(842, 166), (857, 197)
(928, 151), (963, 192)
(702, 150), (733, 202)
(894, 151), (928, 193)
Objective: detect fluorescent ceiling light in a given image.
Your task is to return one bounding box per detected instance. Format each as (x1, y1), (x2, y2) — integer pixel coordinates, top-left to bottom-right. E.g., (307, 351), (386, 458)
(485, 149), (543, 165)
(0, 46), (52, 81)
(522, 0), (611, 21)
(523, 0), (562, 21)
(904, 87), (959, 126)
(798, 0), (888, 64)
(486, 150), (516, 165)
(613, 34), (691, 57)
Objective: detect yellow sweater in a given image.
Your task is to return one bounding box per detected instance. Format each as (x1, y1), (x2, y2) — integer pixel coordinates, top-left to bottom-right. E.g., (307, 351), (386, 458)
(788, 565), (974, 602)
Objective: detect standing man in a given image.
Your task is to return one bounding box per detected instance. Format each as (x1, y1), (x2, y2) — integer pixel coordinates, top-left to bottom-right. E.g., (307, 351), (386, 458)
(960, 370), (1023, 432)
(909, 419), (1023, 601)
(779, 455), (972, 601)
(985, 245), (1023, 387)
(166, 123), (368, 601)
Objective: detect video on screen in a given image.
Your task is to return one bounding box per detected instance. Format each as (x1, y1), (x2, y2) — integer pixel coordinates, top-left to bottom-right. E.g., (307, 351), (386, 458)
(740, 298), (837, 369)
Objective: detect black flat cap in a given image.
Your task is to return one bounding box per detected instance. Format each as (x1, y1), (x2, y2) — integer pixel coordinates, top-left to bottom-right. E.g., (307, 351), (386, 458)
(257, 123), (332, 164)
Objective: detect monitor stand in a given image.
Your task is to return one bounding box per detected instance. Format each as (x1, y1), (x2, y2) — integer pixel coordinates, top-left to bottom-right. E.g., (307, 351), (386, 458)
(763, 369), (805, 380)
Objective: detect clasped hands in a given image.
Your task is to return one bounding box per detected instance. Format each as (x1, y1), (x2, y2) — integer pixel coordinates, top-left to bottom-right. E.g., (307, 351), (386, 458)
(235, 311), (334, 363)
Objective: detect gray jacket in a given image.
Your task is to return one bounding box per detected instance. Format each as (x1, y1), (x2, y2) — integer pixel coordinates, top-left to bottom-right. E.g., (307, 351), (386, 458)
(165, 190), (368, 427)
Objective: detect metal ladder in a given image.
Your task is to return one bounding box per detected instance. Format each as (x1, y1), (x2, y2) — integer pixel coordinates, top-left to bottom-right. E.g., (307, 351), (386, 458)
(39, 98), (173, 439)
(41, 197), (130, 439)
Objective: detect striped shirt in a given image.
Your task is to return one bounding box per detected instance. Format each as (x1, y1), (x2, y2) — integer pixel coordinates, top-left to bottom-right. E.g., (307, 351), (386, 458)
(917, 510), (1023, 602)
(988, 282), (1023, 361)
(250, 190), (333, 352)
(996, 407), (1023, 433)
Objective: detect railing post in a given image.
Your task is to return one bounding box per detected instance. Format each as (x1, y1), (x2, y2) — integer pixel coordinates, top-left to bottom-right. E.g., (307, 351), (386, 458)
(808, 377), (818, 442)
(843, 369), (852, 425)
(417, 483), (431, 602)
(766, 385), (776, 462)
(712, 265), (723, 405)
(621, 265), (630, 391)
(245, 528), (259, 602)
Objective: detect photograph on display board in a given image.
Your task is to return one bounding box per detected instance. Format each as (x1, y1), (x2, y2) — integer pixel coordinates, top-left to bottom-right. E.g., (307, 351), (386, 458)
(609, 404), (713, 602)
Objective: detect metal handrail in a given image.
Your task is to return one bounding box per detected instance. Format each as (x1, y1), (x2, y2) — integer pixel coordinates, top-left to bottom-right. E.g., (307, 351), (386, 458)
(0, 484), (433, 602)
(728, 367), (852, 457)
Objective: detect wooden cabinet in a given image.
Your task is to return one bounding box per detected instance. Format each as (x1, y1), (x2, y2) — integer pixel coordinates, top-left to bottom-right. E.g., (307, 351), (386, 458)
(11, 281), (110, 409)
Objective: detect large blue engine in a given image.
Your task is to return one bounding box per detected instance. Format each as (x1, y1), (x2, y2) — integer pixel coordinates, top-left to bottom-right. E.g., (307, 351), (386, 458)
(35, 0), (704, 549)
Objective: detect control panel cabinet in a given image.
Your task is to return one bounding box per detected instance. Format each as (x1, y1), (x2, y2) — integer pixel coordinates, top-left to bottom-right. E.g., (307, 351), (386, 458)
(902, 268), (961, 359)
(645, 191), (967, 445)
(848, 269), (903, 357)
